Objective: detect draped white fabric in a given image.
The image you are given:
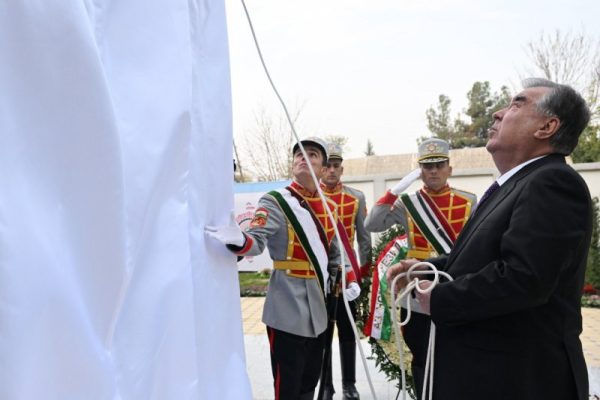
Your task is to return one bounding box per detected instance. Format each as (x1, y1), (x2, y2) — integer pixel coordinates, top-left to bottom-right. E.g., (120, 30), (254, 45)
(0, 1), (251, 399)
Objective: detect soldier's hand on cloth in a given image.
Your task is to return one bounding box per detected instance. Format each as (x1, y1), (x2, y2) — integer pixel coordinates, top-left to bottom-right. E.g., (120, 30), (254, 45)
(204, 210), (246, 247)
(390, 168), (421, 195)
(386, 258), (421, 291)
(344, 282), (361, 301)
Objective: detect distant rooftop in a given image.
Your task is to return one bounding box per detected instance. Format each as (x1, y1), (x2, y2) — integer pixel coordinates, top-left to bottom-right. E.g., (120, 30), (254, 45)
(342, 146), (496, 176)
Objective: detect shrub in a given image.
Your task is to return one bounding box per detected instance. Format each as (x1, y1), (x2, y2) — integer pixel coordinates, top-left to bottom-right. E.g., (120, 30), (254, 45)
(581, 294), (600, 308)
(584, 197), (600, 300)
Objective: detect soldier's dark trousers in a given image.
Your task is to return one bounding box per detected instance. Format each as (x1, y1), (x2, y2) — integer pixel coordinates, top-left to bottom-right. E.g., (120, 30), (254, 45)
(267, 326), (327, 400)
(400, 308), (431, 400)
(322, 298), (358, 391)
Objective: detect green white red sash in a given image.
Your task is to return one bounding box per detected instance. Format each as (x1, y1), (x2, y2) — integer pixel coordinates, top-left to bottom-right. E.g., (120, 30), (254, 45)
(400, 191), (453, 255)
(267, 189), (328, 295)
(336, 220), (362, 283)
(364, 235), (408, 340)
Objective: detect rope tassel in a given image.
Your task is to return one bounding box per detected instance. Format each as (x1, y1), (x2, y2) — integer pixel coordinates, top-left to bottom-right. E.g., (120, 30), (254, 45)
(390, 263), (453, 400)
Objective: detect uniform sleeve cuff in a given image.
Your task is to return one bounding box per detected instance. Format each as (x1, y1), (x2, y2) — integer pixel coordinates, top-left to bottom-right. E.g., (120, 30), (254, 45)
(376, 191), (399, 206)
(226, 233), (253, 255)
(345, 269), (357, 284)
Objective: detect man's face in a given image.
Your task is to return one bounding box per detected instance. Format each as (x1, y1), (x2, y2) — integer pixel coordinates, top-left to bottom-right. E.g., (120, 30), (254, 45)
(322, 158), (343, 187)
(487, 86), (551, 161)
(292, 144), (326, 180)
(420, 160), (452, 191)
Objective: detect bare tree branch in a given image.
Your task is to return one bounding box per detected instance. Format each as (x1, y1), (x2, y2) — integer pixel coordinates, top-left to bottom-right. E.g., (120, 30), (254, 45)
(524, 29), (600, 121)
(241, 103), (305, 181)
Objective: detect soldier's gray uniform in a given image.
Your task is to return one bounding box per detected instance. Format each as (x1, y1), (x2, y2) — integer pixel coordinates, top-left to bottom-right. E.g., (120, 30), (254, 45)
(344, 185), (372, 267)
(234, 184), (341, 337)
(365, 186), (476, 258)
(366, 187), (477, 231)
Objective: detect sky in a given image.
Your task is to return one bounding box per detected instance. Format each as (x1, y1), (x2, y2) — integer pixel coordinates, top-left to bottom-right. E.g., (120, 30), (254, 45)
(224, 0), (600, 159)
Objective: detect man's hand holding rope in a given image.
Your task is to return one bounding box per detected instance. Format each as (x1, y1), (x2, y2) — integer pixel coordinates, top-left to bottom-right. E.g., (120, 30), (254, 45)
(414, 280), (433, 315)
(387, 259), (436, 315)
(386, 258), (426, 289)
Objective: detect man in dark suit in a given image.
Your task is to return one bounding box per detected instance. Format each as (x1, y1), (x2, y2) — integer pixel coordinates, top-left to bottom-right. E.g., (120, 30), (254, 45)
(387, 78), (593, 400)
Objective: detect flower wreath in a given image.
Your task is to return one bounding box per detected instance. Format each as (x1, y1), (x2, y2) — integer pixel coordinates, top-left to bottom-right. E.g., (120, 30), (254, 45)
(355, 224), (416, 399)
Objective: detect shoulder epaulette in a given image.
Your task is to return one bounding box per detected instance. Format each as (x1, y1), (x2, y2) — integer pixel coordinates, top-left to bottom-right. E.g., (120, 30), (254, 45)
(451, 188), (477, 202)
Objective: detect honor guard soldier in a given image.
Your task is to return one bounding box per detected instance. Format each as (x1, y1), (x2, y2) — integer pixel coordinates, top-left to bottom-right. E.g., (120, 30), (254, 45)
(319, 142), (372, 400)
(206, 137), (360, 400)
(365, 137), (477, 399)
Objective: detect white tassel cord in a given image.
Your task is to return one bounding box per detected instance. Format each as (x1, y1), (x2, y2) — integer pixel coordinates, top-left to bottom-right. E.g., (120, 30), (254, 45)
(390, 262), (453, 400)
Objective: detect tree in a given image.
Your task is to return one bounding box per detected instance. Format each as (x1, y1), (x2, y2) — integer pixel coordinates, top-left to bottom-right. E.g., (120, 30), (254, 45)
(464, 82), (511, 142)
(425, 94), (454, 143)
(524, 29), (600, 162)
(240, 105), (304, 181)
(572, 125), (600, 163)
(364, 139), (375, 156)
(425, 81), (510, 148)
(324, 134), (350, 154)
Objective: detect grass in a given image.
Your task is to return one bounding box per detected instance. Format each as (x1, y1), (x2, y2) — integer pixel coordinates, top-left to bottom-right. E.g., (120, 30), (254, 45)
(239, 271), (270, 297)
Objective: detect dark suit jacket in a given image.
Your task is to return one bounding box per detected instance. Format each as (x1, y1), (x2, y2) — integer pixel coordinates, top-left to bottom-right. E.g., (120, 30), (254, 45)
(429, 154), (592, 400)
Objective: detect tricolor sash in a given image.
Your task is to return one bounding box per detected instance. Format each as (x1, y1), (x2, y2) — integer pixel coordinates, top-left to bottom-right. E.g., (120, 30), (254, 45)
(364, 235), (408, 340)
(336, 220), (362, 284)
(267, 189), (329, 295)
(400, 191), (454, 255)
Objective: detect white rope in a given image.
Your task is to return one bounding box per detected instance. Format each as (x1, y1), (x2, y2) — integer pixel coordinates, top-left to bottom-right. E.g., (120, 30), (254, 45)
(390, 262), (453, 400)
(239, 1), (378, 398)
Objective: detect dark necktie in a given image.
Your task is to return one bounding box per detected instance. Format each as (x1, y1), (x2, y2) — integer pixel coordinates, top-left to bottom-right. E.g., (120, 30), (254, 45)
(475, 181), (500, 212)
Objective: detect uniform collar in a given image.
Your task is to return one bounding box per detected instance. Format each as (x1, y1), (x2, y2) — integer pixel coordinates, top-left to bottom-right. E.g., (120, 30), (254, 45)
(290, 180), (319, 198)
(422, 183), (450, 196)
(320, 181), (343, 194)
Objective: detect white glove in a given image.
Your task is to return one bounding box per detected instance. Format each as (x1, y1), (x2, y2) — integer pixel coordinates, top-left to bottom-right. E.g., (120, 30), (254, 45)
(344, 282), (361, 302)
(205, 210), (245, 247)
(390, 168), (421, 195)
